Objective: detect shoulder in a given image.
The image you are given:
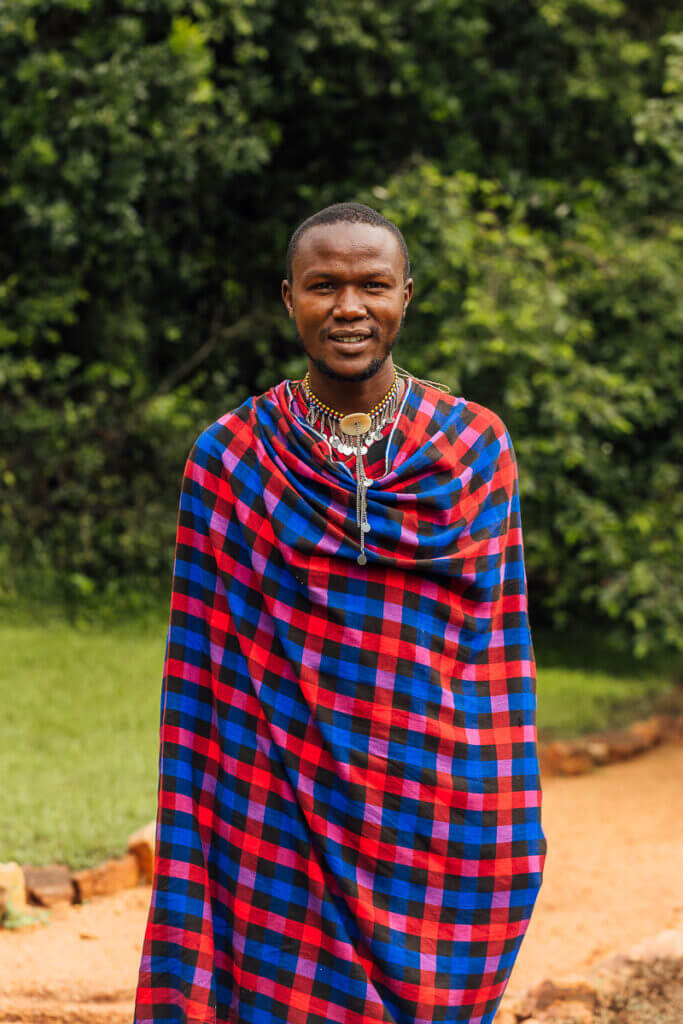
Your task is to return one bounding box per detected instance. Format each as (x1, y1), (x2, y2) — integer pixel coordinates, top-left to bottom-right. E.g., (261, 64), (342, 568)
(185, 395), (256, 479)
(455, 400), (518, 481)
(194, 395), (256, 456)
(458, 398), (510, 444)
(414, 381), (510, 443)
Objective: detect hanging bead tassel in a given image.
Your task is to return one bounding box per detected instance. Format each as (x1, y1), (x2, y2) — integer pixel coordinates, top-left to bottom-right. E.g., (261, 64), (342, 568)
(354, 439), (370, 565)
(340, 412), (372, 566)
(297, 374), (409, 568)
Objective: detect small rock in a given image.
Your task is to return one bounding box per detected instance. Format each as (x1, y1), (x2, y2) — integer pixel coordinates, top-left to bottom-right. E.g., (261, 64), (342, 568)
(72, 853), (139, 902)
(513, 975), (598, 1019)
(629, 716), (663, 748)
(549, 742), (594, 776)
(545, 1000), (594, 1023)
(660, 713), (683, 742)
(583, 740), (609, 765)
(127, 820), (157, 882)
(559, 753), (594, 775)
(0, 862), (27, 914)
(589, 955), (637, 1000)
(540, 743), (593, 776)
(626, 927), (683, 962)
(515, 978), (561, 1014)
(601, 729), (647, 762)
(553, 977), (598, 1007)
(23, 863), (74, 906)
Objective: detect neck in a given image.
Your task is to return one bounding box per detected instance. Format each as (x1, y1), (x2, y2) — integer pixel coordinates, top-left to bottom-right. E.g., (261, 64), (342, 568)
(305, 363), (402, 416)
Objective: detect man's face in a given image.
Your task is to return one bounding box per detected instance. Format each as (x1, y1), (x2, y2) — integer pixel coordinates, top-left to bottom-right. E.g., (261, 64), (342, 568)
(281, 222), (413, 383)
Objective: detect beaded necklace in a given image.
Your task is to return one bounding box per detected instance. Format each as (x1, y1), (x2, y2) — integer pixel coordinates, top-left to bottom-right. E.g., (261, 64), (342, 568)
(296, 370), (402, 565)
(294, 364), (451, 565)
(298, 369), (402, 455)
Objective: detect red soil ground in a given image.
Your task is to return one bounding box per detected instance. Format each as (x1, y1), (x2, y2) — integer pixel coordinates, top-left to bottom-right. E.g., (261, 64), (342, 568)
(1, 741), (681, 1023)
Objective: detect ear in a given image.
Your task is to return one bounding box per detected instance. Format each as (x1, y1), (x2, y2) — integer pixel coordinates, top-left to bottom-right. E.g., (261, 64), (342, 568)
(281, 279), (295, 317)
(402, 278), (414, 312)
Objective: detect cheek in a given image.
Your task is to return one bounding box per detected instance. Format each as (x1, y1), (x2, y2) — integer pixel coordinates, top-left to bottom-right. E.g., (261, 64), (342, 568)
(377, 301), (403, 325)
(291, 305), (313, 331)
(296, 297), (327, 322)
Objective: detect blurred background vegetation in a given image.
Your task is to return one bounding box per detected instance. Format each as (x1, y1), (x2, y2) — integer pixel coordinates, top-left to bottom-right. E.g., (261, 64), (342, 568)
(1, 0), (682, 869)
(1, 0), (681, 663)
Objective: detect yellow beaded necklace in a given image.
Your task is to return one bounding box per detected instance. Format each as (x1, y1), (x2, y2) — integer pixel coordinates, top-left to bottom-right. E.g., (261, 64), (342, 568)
(299, 369), (401, 454)
(297, 370), (402, 565)
(294, 364), (451, 565)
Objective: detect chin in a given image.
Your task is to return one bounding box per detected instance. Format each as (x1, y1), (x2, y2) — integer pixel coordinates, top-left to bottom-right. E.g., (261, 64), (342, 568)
(313, 355), (388, 383)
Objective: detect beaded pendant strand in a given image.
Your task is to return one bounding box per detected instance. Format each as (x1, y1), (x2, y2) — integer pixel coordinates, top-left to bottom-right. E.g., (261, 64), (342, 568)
(297, 370), (402, 564)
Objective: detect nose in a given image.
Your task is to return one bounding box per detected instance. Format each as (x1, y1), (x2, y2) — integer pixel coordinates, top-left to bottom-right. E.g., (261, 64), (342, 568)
(333, 287), (368, 320)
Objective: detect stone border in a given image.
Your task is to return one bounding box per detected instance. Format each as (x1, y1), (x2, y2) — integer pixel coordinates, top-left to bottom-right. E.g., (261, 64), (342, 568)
(2, 716), (682, 918)
(539, 712), (683, 776)
(496, 926), (683, 1023)
(0, 822), (156, 917)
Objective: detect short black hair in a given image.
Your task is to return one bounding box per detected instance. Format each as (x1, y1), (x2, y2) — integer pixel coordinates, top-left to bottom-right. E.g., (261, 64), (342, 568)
(285, 202), (410, 283)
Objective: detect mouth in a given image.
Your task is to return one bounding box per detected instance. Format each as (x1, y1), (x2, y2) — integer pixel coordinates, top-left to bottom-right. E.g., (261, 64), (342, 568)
(328, 331), (374, 352)
(329, 336), (372, 354)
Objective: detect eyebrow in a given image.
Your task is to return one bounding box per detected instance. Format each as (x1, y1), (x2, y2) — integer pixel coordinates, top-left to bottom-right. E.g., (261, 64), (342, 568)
(302, 266), (397, 281)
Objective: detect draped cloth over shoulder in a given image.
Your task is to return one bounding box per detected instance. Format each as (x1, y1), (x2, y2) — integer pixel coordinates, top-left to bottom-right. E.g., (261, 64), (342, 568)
(134, 378), (547, 1024)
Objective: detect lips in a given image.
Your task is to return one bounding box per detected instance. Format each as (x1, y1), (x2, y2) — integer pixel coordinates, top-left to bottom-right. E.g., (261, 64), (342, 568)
(329, 335), (372, 353)
(328, 331), (374, 346)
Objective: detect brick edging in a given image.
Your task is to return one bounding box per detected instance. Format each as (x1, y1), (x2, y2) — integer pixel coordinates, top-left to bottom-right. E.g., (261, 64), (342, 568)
(538, 712), (683, 776)
(0, 822), (156, 917)
(3, 717), (683, 917)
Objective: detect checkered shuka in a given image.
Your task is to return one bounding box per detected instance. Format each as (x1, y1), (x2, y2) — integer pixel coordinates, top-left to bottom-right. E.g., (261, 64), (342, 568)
(134, 377), (547, 1024)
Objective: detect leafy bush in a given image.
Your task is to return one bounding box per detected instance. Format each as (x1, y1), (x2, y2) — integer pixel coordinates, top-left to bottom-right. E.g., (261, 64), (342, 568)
(0, 2), (680, 655)
(367, 163), (682, 656)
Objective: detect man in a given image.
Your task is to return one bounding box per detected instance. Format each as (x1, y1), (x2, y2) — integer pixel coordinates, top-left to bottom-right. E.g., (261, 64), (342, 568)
(134, 203), (547, 1024)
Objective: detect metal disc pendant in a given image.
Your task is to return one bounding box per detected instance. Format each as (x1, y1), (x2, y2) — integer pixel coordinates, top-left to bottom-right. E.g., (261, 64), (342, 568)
(329, 434), (340, 448)
(362, 522), (371, 533)
(357, 553), (367, 565)
(340, 413), (372, 436)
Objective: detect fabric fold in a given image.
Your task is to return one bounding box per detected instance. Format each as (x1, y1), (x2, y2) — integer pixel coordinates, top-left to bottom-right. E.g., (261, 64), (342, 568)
(134, 377), (546, 1024)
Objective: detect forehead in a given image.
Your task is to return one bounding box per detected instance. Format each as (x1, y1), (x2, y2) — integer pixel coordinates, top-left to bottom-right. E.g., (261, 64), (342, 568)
(292, 221), (403, 279)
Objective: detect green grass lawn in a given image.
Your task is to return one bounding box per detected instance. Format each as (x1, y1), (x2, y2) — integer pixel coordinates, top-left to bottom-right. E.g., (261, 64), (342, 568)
(0, 612), (679, 869)
(0, 615), (167, 870)
(534, 625), (678, 740)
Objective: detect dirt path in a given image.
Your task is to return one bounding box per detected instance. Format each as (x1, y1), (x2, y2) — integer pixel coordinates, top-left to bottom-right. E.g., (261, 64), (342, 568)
(1, 742), (682, 1023)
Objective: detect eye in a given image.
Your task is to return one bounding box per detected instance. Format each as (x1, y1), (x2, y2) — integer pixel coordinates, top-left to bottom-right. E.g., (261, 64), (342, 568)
(311, 281), (334, 290)
(365, 281), (390, 290)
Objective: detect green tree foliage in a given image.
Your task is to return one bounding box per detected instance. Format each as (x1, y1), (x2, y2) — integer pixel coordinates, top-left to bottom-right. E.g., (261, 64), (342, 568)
(368, 165), (682, 657)
(0, 1), (680, 653)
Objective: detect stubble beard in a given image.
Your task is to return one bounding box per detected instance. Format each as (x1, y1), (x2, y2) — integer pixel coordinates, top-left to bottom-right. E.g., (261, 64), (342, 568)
(300, 316), (406, 384)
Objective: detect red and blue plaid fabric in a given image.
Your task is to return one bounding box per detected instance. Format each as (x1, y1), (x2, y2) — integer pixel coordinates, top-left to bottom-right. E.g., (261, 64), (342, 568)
(134, 376), (547, 1024)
